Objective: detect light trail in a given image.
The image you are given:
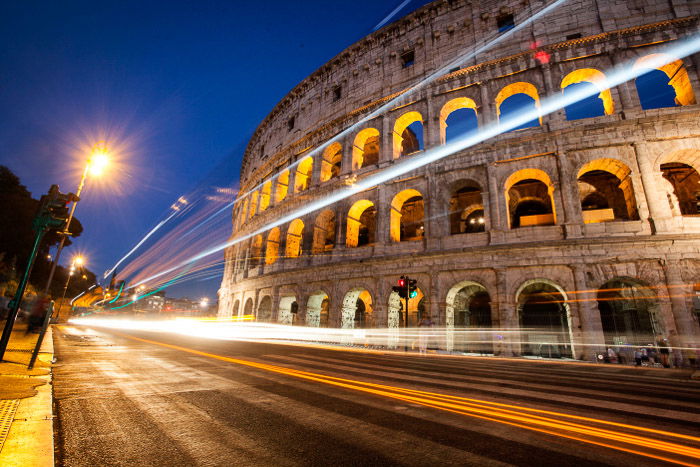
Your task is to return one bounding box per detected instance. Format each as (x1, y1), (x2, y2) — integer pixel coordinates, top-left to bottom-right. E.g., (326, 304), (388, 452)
(233, 0), (569, 206)
(68, 317), (699, 354)
(92, 329), (700, 466)
(103, 209), (179, 279)
(129, 34), (700, 291)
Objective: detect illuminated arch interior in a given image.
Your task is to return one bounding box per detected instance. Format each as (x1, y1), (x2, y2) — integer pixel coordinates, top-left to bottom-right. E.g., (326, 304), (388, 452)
(250, 234), (263, 267)
(352, 128), (380, 170)
(295, 157), (313, 192)
(393, 111), (423, 159)
(504, 169), (556, 228)
(275, 170), (289, 203)
(320, 142), (343, 182)
(248, 190), (259, 219)
(285, 219), (304, 258)
(577, 158), (638, 222)
(312, 209), (336, 253)
(440, 97), (478, 144)
(634, 54), (696, 108)
(390, 188), (424, 242)
(495, 82), (542, 129)
(561, 68), (614, 117)
(347, 199), (376, 247)
(265, 227), (280, 265)
(259, 180), (271, 211)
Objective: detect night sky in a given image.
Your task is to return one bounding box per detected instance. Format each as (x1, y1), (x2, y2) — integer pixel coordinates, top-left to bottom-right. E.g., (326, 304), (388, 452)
(0, 1), (429, 299)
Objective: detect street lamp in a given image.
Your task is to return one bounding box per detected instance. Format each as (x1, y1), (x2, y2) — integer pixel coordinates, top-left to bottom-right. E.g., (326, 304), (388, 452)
(44, 144), (109, 295)
(56, 255), (85, 318)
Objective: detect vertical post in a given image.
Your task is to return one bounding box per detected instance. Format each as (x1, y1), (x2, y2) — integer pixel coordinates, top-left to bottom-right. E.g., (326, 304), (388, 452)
(0, 228), (46, 361)
(28, 301), (54, 370)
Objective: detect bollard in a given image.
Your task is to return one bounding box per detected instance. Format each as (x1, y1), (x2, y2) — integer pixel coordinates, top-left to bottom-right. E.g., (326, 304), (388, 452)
(28, 301), (53, 370)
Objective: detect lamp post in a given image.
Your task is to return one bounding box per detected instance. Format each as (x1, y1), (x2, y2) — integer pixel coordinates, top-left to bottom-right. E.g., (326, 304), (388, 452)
(44, 145), (108, 296)
(55, 255), (84, 319)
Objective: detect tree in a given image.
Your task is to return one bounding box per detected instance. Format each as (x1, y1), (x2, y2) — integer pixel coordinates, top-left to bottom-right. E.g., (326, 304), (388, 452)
(0, 166), (90, 298)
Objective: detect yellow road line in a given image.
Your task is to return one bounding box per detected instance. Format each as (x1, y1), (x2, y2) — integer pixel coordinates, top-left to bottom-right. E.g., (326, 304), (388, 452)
(103, 330), (700, 466)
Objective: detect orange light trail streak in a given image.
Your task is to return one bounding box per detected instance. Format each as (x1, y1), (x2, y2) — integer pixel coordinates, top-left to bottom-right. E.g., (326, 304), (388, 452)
(106, 330), (700, 466)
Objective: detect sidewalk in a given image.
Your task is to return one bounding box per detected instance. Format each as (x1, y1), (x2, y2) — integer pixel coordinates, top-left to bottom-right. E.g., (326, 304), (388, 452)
(0, 323), (54, 467)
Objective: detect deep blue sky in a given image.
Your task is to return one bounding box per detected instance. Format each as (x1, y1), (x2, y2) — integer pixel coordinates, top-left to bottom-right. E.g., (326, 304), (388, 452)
(0, 1), (429, 299)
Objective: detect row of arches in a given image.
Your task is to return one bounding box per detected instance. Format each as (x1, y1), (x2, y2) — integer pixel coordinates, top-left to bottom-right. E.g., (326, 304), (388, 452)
(240, 156), (699, 267)
(231, 276), (662, 356)
(237, 54), (697, 226)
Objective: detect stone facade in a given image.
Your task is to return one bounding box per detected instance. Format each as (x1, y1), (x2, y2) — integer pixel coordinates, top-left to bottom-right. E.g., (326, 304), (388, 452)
(219, 0), (700, 361)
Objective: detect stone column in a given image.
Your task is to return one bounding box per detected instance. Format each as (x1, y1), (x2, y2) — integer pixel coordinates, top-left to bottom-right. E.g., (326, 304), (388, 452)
(571, 264), (605, 361)
(478, 83), (492, 128)
(270, 287), (280, 323)
(380, 115), (393, 165)
(487, 164), (506, 242)
(387, 292), (401, 349)
(495, 268), (515, 356)
(556, 150), (583, 238)
(633, 142), (672, 233)
(424, 96), (440, 149)
(663, 260), (700, 365)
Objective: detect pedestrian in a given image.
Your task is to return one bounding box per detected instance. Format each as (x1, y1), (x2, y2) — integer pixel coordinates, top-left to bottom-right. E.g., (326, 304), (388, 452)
(418, 314), (433, 355)
(606, 346), (617, 363)
(26, 295), (49, 334)
(634, 348), (643, 366)
(656, 334), (671, 368)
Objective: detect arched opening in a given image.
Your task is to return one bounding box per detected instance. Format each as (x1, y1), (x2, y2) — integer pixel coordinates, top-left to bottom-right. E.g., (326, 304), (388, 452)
(312, 210), (336, 254)
(505, 169), (556, 228)
(275, 170), (289, 203)
(352, 128), (380, 170)
(661, 163), (700, 216)
(390, 189), (425, 242)
(445, 281), (492, 354)
(634, 54), (696, 110)
(243, 297), (254, 317)
(306, 292), (329, 327)
(265, 228), (280, 265)
(577, 159), (638, 223)
(232, 299), (240, 317)
(257, 296), (272, 322)
(440, 97), (478, 144)
(393, 111), (424, 159)
(238, 198), (248, 229)
(249, 235), (263, 268)
(495, 82), (541, 131)
(259, 181), (272, 211)
(561, 68), (614, 120)
(285, 219), (304, 258)
(320, 142), (343, 182)
(449, 183), (485, 234)
(320, 298), (330, 327)
(346, 200), (376, 247)
(341, 288), (373, 329)
(390, 288), (425, 328)
(516, 281), (573, 358)
(294, 157), (313, 192)
(278, 296), (297, 325)
(597, 278), (660, 347)
(248, 191), (259, 218)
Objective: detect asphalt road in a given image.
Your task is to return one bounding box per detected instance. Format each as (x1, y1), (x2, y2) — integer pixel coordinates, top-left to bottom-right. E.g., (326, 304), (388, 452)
(52, 325), (700, 466)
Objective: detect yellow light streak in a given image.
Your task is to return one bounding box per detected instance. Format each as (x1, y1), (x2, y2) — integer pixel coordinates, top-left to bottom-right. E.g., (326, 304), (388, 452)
(101, 330), (700, 466)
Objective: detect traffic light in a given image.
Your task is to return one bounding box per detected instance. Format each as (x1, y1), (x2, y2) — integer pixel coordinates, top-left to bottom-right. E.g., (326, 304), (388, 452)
(408, 279), (418, 298)
(392, 276), (408, 298)
(34, 185), (79, 232)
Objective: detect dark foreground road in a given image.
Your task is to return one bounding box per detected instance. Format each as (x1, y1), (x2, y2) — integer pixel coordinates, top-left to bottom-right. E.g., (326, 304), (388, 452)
(52, 325), (700, 466)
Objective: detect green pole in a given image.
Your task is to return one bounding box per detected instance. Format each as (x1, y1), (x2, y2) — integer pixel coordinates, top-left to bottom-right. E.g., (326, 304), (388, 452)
(0, 227), (46, 361)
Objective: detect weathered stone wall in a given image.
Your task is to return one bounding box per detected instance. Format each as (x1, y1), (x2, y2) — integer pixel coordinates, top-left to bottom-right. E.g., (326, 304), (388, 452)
(219, 0), (700, 361)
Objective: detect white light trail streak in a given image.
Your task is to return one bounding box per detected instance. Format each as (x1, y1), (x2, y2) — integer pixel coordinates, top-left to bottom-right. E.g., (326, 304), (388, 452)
(131, 35), (700, 291)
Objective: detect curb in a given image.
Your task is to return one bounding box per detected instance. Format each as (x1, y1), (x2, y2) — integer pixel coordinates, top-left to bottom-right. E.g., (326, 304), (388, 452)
(0, 326), (54, 467)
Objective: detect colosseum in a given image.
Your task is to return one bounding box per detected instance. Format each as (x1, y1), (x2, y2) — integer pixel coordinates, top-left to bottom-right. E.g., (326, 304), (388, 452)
(218, 0), (700, 362)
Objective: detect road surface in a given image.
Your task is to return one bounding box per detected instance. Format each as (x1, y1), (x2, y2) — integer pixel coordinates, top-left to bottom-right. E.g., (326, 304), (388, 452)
(52, 325), (700, 466)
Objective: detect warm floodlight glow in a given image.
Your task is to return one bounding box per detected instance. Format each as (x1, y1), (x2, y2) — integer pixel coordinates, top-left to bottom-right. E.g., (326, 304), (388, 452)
(88, 144), (110, 176)
(74, 256), (84, 266)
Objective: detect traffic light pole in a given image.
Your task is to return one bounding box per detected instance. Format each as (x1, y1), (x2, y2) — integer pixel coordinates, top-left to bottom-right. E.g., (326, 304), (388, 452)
(0, 227), (47, 361)
(43, 164), (88, 296)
